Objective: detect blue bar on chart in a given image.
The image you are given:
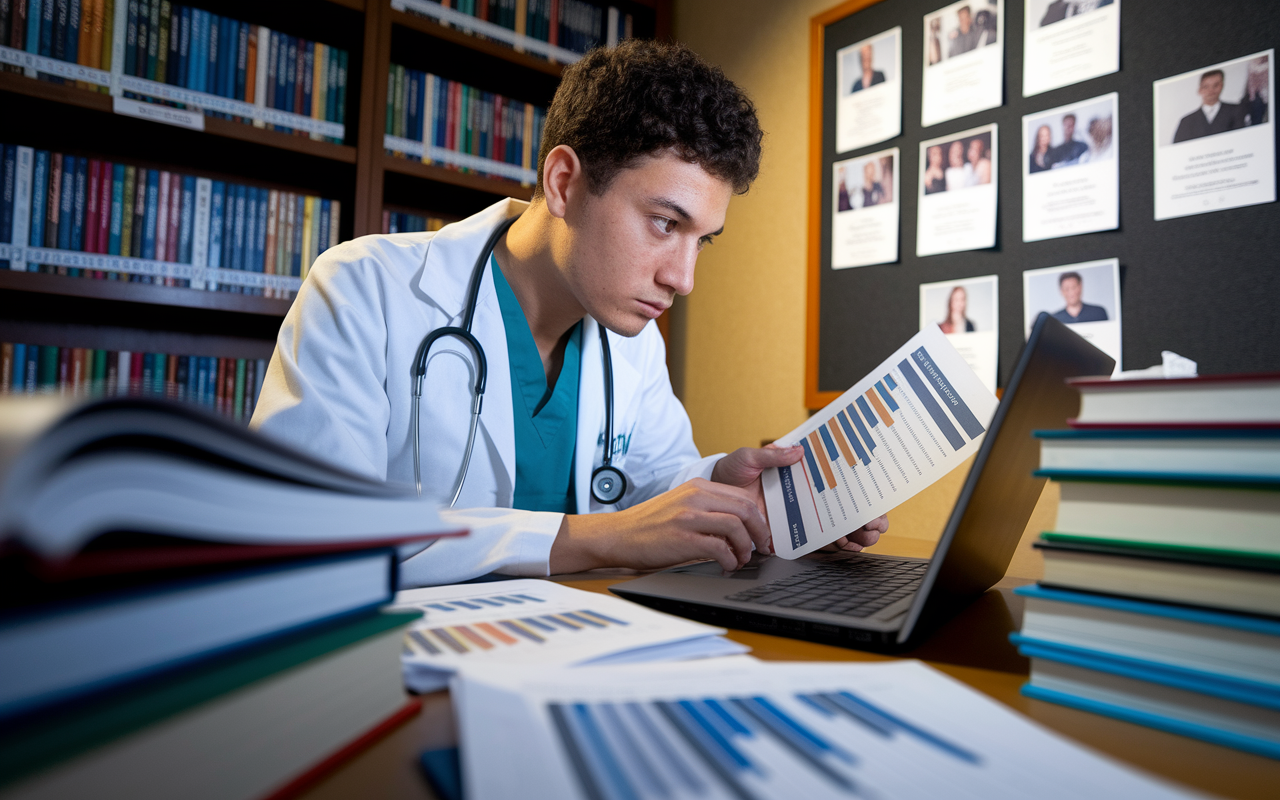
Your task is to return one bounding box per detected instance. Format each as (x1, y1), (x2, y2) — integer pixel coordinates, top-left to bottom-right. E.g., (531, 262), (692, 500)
(818, 425), (841, 462)
(845, 403), (876, 454)
(883, 373), (898, 390)
(797, 691), (981, 764)
(875, 381), (899, 412)
(855, 396), (879, 430)
(836, 410), (871, 465)
(911, 347), (986, 438)
(800, 437), (825, 492)
(897, 357), (966, 450)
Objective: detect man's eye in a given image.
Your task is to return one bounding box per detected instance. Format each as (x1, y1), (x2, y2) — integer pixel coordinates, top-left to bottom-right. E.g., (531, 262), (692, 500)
(653, 217), (676, 234)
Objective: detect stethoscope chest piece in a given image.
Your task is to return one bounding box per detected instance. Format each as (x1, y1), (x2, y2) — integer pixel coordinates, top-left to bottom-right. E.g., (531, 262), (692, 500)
(590, 465), (627, 505)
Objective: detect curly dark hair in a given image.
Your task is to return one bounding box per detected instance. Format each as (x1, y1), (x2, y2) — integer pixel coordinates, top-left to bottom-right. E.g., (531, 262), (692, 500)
(536, 39), (763, 197)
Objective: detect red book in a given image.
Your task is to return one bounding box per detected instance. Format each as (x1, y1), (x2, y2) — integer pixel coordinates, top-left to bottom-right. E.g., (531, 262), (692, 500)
(130, 352), (144, 396)
(58, 347), (70, 395)
(215, 358), (227, 414)
(493, 96), (504, 164)
(224, 359), (237, 416)
(97, 162), (113, 255)
(46, 154), (62, 255)
(71, 349), (86, 396)
(165, 352), (178, 399)
(549, 0), (560, 47)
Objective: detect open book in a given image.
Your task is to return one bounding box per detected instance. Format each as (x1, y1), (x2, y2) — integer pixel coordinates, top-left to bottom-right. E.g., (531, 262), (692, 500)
(0, 396), (462, 578)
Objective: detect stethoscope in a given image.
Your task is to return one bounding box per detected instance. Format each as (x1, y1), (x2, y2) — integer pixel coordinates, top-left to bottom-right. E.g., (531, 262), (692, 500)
(410, 215), (628, 508)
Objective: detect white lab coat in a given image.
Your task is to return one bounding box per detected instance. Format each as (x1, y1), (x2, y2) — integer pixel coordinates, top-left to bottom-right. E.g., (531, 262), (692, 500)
(250, 198), (722, 586)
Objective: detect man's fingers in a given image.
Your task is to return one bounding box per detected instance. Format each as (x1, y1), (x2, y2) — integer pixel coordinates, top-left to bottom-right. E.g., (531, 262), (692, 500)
(742, 445), (804, 468)
(686, 479), (773, 555)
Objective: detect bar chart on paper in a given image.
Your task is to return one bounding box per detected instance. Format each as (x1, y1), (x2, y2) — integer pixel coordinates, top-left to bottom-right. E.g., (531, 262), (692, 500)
(392, 580), (746, 692)
(455, 660), (1199, 800)
(764, 326), (998, 559)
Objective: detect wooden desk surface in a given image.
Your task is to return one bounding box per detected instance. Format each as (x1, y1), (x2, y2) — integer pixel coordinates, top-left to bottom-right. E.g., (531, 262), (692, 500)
(299, 568), (1280, 800)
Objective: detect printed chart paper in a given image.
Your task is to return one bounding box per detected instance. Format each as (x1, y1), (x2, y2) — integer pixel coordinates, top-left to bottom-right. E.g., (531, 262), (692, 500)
(920, 274), (999, 393)
(917, 124), (998, 256)
(832, 148), (900, 268)
(921, 0), (1004, 127)
(835, 28), (903, 153)
(454, 659), (1200, 800)
(763, 326), (998, 559)
(1153, 50), (1275, 221)
(1023, 259), (1122, 371)
(1023, 0), (1120, 97)
(1023, 93), (1119, 242)
(393, 580), (743, 692)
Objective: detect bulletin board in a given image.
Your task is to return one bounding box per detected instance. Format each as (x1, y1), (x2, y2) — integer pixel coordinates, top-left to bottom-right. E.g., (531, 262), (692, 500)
(806, 0), (1280, 409)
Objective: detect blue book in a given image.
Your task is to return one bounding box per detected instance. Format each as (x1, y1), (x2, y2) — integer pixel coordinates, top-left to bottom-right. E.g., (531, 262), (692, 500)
(56, 156), (74, 251)
(177, 6), (190, 88)
(284, 35), (297, 114)
(231, 183), (245, 274)
(108, 163), (125, 255)
(194, 356), (206, 404)
(51, 0), (66, 61)
(215, 16), (229, 99)
(291, 194), (304, 276)
(11, 345), (26, 389)
(25, 0), (43, 53)
(132, 0), (147, 76)
(38, 0), (54, 58)
(205, 11), (218, 95)
(69, 157), (86, 257)
(186, 8), (200, 89)
(235, 22), (248, 102)
(197, 9), (211, 93)
(1, 145), (14, 269)
(318, 199), (330, 258)
(219, 185), (234, 290)
(29, 152), (48, 265)
(207, 180), (224, 289)
(326, 46), (339, 124)
(253, 187), (268, 275)
(64, 0), (80, 65)
(152, 353), (166, 394)
(24, 345), (39, 391)
(142, 169), (159, 262)
(179, 175), (195, 264)
(224, 18), (238, 104)
(301, 40), (313, 119)
(123, 0), (137, 75)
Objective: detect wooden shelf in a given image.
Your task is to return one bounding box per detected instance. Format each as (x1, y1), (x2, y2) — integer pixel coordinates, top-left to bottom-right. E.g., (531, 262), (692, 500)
(0, 270), (294, 317)
(0, 72), (358, 164)
(382, 154), (533, 200)
(389, 9), (566, 77)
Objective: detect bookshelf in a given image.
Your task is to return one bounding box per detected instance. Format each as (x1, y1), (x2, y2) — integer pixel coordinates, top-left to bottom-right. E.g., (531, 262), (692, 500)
(1, 0), (674, 414)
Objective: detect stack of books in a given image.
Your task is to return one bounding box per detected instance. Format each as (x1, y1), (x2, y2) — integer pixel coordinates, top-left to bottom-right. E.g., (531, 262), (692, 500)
(1, 342), (268, 422)
(1011, 372), (1280, 759)
(399, 0), (632, 58)
(382, 211), (447, 234)
(0, 395), (464, 798)
(384, 64), (546, 184)
(0, 142), (340, 297)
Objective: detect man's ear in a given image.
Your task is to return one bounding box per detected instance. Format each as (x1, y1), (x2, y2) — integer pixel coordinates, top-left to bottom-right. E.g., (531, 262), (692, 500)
(541, 145), (583, 220)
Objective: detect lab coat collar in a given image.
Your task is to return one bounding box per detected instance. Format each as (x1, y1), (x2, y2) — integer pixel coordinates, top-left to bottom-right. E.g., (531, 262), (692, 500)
(416, 197), (529, 317)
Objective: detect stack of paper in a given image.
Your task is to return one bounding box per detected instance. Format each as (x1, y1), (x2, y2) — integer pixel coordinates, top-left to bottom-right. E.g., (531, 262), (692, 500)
(452, 659), (1198, 800)
(392, 580), (748, 693)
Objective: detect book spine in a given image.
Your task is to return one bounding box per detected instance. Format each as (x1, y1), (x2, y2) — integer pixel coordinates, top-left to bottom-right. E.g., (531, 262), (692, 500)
(83, 157), (99, 261)
(95, 160), (111, 258)
(253, 25), (269, 129)
(144, 0), (157, 79)
(317, 198), (330, 259)
(166, 170), (179, 279)
(107, 162), (122, 256)
(0, 146), (13, 271)
(271, 31), (284, 129)
(142, 168), (157, 266)
(334, 49), (347, 139)
(117, 164), (133, 257)
(262, 188), (277, 297)
(300, 194), (313, 279)
(154, 168), (169, 266)
(308, 194), (320, 273)
(178, 174), (193, 263)
(0, 343), (12, 393)
(233, 357), (245, 419)
(329, 199), (339, 251)
(206, 179), (223, 290)
(310, 41), (325, 141)
(154, 0), (167, 82)
(284, 34), (296, 116)
(235, 19), (247, 103)
(326, 42), (338, 137)
(254, 185), (266, 283)
(11, 147), (33, 271)
(176, 4), (188, 87)
(190, 175), (210, 289)
(301, 40), (315, 138)
(38, 0), (53, 59)
(290, 193), (302, 277)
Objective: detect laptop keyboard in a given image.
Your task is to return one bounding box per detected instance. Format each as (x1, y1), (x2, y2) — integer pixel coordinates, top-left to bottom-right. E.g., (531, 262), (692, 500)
(724, 558), (928, 618)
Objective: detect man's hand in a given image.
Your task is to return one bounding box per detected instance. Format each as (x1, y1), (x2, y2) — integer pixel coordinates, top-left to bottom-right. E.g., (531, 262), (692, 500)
(549, 478), (774, 574)
(820, 515), (889, 552)
(710, 445), (805, 521)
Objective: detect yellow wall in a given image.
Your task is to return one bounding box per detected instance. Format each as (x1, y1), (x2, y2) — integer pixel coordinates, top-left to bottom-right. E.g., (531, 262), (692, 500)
(673, 0), (1050, 579)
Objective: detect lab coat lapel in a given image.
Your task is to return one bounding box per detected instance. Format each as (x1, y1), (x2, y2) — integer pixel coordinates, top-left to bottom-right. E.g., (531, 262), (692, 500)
(472, 272), (516, 503)
(574, 318), (643, 512)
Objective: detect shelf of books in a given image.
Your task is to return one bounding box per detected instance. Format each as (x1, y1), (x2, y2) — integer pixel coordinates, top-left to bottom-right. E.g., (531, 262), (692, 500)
(1, 0), (669, 424)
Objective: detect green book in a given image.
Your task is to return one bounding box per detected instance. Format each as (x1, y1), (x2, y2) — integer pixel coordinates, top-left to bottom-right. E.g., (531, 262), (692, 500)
(393, 64), (406, 143)
(234, 358), (246, 419)
(0, 609), (420, 788)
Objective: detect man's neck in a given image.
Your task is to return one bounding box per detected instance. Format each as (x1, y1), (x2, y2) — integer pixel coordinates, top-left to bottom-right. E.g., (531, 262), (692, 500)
(1067, 301), (1084, 316)
(493, 202), (587, 376)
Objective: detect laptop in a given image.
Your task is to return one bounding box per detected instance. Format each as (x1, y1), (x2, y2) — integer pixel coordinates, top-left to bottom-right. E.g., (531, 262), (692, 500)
(612, 313), (1115, 652)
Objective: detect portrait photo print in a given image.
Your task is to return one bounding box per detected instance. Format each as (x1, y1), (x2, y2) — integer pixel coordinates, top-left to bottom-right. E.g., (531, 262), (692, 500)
(1153, 50), (1275, 220)
(922, 130), (994, 194)
(1023, 259), (1122, 369)
(1022, 0), (1119, 96)
(921, 0), (1004, 126)
(1023, 93), (1119, 241)
(917, 124), (998, 257)
(832, 148), (900, 269)
(919, 274), (999, 391)
(835, 27), (904, 153)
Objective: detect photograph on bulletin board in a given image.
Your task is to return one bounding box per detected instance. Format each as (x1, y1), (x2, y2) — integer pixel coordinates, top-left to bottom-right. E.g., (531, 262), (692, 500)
(832, 148), (900, 269)
(1022, 0), (1120, 97)
(1153, 50), (1275, 221)
(1023, 259), (1122, 371)
(921, 0), (1004, 127)
(1023, 93), (1118, 242)
(835, 27), (903, 154)
(919, 274), (999, 392)
(917, 124), (998, 256)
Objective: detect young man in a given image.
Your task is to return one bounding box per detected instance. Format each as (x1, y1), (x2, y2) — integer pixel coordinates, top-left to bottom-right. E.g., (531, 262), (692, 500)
(1051, 271), (1109, 323)
(251, 41), (887, 587)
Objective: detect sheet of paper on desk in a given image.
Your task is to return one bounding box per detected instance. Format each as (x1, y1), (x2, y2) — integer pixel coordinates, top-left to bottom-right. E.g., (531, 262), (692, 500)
(452, 658), (1201, 800)
(391, 579), (749, 693)
(764, 325), (997, 559)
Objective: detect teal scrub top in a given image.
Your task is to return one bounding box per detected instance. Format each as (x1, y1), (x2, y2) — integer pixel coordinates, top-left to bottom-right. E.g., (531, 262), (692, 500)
(490, 256), (581, 514)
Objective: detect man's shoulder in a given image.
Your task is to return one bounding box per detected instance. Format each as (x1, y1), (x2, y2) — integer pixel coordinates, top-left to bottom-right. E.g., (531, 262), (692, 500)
(306, 232), (436, 286)
(1080, 303), (1109, 320)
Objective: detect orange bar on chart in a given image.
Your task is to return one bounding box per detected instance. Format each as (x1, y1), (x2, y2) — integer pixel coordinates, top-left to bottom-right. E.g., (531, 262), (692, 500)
(807, 431), (837, 488)
(866, 389), (894, 426)
(827, 419), (857, 466)
(453, 625), (494, 650)
(476, 622), (519, 645)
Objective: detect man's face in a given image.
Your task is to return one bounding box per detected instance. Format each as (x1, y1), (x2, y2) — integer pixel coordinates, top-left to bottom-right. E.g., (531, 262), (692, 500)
(967, 139), (983, 163)
(958, 8), (971, 32)
(860, 46), (874, 72)
(1062, 116), (1076, 141)
(864, 162), (876, 183)
(1199, 74), (1224, 106)
(1060, 277), (1082, 306)
(560, 150), (732, 337)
